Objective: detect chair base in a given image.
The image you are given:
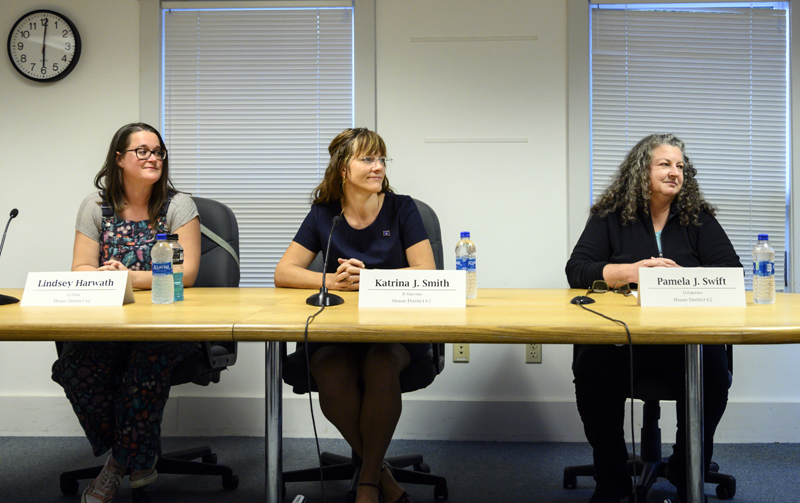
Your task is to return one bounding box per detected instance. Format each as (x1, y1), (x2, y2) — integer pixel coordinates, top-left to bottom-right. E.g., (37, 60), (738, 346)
(59, 444), (239, 502)
(283, 450), (448, 502)
(563, 456), (736, 501)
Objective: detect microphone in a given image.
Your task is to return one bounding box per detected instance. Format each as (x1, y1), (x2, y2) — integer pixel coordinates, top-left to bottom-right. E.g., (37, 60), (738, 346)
(306, 215), (345, 306)
(0, 209), (20, 306)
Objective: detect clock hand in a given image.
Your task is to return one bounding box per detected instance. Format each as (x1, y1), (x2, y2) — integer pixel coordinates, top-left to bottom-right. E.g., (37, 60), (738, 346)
(41, 22), (48, 70)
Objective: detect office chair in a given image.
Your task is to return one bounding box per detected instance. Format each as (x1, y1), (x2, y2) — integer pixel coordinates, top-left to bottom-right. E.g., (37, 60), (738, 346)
(563, 345), (736, 502)
(281, 199), (449, 503)
(57, 197), (241, 503)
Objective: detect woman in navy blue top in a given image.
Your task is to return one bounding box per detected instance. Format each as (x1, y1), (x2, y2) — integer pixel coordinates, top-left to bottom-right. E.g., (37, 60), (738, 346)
(275, 128), (435, 503)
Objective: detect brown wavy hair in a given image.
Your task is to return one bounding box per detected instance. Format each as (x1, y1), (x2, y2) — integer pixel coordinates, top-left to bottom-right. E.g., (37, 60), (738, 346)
(94, 122), (176, 227)
(591, 133), (715, 227)
(312, 128), (393, 205)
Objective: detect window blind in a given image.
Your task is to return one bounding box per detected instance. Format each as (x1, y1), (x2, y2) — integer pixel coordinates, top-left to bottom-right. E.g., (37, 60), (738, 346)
(163, 6), (354, 286)
(590, 3), (788, 289)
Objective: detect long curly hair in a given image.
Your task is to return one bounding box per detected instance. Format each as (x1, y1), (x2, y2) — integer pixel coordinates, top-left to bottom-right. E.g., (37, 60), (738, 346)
(312, 128), (393, 205)
(591, 133), (715, 226)
(94, 122), (176, 226)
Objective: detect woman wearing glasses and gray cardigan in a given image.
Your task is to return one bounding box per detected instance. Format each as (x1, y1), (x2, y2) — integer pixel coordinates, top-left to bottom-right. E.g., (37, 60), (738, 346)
(565, 133), (741, 503)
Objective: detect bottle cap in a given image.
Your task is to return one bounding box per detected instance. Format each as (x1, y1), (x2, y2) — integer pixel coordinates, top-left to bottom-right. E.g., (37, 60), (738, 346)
(156, 233), (167, 240)
(460, 231), (470, 238)
(758, 233), (769, 241)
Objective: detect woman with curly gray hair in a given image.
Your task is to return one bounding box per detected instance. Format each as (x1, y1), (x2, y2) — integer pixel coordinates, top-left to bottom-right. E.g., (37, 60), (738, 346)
(565, 133), (741, 503)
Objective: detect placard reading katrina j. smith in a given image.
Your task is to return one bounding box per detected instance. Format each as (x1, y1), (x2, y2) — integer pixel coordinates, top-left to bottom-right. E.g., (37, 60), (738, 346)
(21, 271), (134, 306)
(637, 267), (745, 307)
(359, 270), (466, 308)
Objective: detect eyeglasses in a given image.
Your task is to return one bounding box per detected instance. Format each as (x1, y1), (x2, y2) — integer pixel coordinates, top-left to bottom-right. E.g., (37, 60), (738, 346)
(123, 148), (168, 161)
(358, 156), (392, 167)
(587, 280), (633, 297)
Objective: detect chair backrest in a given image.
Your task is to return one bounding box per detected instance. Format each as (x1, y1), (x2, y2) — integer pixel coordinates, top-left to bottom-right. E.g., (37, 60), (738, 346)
(414, 198), (444, 270)
(192, 196), (240, 288)
(283, 197), (446, 393)
(181, 196), (241, 383)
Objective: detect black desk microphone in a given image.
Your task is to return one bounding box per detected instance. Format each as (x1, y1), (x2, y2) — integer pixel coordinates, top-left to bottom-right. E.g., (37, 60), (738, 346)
(0, 209), (20, 305)
(306, 215), (344, 306)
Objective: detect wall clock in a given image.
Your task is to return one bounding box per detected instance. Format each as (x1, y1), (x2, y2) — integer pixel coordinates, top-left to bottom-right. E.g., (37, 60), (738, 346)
(7, 10), (81, 82)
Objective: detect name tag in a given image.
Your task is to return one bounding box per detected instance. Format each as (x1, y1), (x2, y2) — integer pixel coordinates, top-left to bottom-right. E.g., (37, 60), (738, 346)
(637, 267), (745, 307)
(359, 270), (466, 308)
(21, 271), (135, 306)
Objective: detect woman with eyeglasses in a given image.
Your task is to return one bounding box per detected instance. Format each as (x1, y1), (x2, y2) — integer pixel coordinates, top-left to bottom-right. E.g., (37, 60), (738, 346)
(565, 133), (741, 503)
(275, 128), (435, 503)
(51, 123), (201, 503)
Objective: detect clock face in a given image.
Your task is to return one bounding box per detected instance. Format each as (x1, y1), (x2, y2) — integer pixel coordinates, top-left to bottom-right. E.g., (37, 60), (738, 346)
(7, 10), (81, 83)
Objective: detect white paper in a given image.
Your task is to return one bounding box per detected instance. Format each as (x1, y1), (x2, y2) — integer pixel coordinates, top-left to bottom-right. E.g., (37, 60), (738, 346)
(21, 271), (134, 306)
(637, 267), (745, 307)
(359, 270), (466, 308)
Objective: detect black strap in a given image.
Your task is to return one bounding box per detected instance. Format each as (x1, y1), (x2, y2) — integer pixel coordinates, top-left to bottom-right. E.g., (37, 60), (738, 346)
(99, 191), (172, 220)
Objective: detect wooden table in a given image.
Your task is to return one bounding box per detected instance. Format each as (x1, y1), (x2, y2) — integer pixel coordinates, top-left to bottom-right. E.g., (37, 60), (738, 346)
(236, 288), (800, 503)
(4, 287), (800, 503)
(235, 287), (800, 344)
(0, 287), (274, 341)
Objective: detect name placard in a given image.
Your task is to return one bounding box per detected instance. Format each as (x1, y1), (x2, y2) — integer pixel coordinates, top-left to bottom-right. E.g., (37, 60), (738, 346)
(359, 270), (466, 308)
(21, 271), (135, 307)
(638, 267), (745, 307)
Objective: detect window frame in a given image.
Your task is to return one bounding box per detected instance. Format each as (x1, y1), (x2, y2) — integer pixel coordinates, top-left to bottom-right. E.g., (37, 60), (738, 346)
(567, 0), (800, 292)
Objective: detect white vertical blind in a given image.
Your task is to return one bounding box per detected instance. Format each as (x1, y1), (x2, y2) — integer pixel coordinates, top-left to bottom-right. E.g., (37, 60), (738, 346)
(591, 3), (789, 289)
(163, 6), (354, 286)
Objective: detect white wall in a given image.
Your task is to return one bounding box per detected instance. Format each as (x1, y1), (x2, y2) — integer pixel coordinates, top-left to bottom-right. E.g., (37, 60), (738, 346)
(1, 0), (800, 443)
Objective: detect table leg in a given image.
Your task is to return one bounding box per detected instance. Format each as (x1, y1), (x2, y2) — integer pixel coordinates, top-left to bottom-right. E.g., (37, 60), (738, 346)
(266, 341), (282, 503)
(685, 344), (704, 503)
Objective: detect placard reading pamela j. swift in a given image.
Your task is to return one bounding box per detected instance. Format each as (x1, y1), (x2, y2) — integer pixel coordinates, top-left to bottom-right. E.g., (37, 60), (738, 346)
(21, 271), (134, 307)
(638, 267), (745, 307)
(359, 270), (466, 308)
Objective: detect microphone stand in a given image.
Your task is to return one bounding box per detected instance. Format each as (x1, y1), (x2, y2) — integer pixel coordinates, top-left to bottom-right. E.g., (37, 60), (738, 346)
(307, 216), (344, 306)
(0, 209), (20, 305)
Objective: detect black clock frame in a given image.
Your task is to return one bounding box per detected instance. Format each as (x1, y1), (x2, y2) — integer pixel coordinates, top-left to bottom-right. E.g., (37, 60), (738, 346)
(7, 9), (82, 83)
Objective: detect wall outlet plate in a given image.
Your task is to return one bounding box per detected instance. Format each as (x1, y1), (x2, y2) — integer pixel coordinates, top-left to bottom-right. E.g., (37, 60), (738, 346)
(453, 343), (470, 362)
(526, 344), (542, 363)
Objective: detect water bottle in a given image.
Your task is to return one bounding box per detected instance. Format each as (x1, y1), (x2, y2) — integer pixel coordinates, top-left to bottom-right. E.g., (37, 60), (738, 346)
(752, 233), (775, 305)
(167, 234), (184, 302)
(456, 231), (477, 299)
(151, 233), (174, 304)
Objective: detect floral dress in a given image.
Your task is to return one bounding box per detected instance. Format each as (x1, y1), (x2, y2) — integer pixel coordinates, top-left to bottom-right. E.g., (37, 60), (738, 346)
(52, 204), (200, 470)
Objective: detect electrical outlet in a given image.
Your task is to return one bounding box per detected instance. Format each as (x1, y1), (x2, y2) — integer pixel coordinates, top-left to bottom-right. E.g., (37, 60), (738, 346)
(453, 343), (470, 363)
(526, 344), (542, 364)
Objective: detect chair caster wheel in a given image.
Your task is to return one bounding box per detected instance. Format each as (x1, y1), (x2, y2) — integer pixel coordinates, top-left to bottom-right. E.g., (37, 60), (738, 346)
(222, 474), (239, 490)
(709, 461), (720, 473)
(434, 482), (449, 500)
(60, 478), (79, 495)
(414, 462), (430, 473)
(716, 483), (736, 500)
(563, 472), (577, 489)
(202, 453), (218, 464)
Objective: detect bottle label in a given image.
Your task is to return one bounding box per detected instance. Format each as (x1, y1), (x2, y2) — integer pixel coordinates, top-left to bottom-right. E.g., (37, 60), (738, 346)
(152, 262), (173, 276)
(173, 272), (184, 301)
(456, 256), (476, 272)
(753, 261), (774, 277)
